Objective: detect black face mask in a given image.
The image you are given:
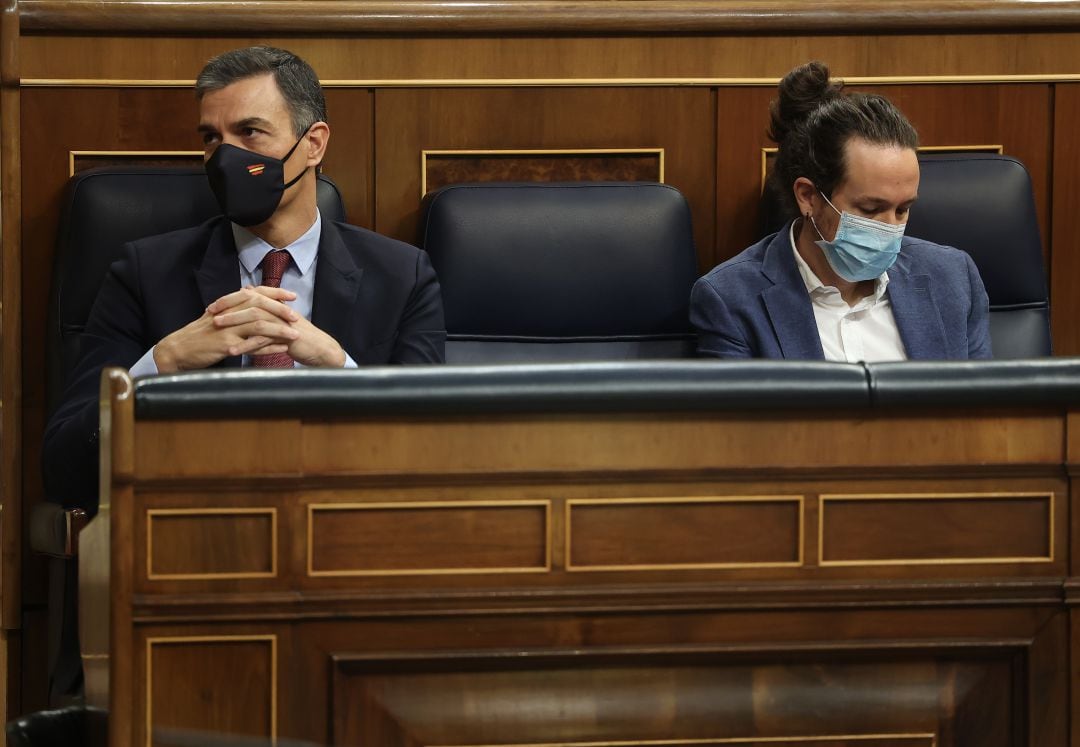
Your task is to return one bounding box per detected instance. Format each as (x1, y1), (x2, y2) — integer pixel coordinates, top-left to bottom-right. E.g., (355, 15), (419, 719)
(205, 131), (308, 227)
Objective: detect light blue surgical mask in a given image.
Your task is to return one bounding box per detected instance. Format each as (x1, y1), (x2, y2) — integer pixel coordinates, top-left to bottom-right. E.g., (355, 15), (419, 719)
(809, 190), (905, 282)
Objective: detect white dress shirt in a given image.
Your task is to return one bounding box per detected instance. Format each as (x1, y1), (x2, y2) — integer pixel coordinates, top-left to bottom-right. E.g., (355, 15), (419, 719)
(130, 210), (356, 375)
(788, 222), (907, 363)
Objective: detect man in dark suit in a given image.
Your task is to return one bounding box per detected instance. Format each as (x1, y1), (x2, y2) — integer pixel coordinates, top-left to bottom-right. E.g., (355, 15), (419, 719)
(44, 46), (445, 512)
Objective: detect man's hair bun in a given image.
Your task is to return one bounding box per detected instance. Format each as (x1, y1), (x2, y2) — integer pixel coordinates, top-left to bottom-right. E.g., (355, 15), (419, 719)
(768, 61), (843, 146)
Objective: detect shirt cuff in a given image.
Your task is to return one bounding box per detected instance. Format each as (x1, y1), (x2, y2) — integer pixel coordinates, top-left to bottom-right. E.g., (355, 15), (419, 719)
(294, 351), (357, 369)
(129, 347), (160, 378)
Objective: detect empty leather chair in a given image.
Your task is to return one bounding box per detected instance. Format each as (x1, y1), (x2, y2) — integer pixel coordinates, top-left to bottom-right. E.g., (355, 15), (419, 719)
(420, 182), (699, 362)
(760, 153), (1051, 358)
(38, 165), (346, 703)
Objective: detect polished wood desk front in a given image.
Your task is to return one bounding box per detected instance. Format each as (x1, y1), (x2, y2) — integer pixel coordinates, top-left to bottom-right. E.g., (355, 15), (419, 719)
(83, 364), (1076, 747)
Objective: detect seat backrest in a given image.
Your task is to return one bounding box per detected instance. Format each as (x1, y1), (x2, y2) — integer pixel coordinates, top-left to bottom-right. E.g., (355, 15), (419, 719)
(420, 182), (699, 363)
(905, 154), (1050, 358)
(47, 166), (346, 411)
(760, 153), (1051, 358)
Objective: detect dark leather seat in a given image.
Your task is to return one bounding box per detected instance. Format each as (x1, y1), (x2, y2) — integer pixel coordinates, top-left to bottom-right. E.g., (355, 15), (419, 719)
(5, 705), (105, 747)
(420, 182), (699, 362)
(905, 154), (1050, 358)
(37, 166), (346, 704)
(761, 153), (1051, 358)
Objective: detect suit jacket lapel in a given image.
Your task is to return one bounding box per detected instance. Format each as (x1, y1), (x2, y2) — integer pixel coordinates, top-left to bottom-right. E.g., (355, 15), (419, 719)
(887, 257), (948, 359)
(311, 221), (362, 357)
(194, 220), (243, 368)
(761, 226), (825, 360)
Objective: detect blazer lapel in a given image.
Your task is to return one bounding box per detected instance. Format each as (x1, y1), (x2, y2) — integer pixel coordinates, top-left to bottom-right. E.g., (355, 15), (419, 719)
(194, 220), (243, 368)
(887, 259), (948, 359)
(311, 221), (362, 356)
(761, 226), (825, 360)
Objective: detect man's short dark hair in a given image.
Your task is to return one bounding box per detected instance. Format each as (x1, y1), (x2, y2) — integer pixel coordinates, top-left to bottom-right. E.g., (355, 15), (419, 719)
(195, 46), (327, 136)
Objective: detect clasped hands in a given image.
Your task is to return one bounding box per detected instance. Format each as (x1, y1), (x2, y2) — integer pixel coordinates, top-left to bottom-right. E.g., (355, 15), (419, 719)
(153, 286), (346, 373)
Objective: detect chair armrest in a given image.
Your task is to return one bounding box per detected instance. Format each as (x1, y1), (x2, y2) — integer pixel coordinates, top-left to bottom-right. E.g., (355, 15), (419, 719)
(5, 705), (107, 747)
(29, 503), (89, 558)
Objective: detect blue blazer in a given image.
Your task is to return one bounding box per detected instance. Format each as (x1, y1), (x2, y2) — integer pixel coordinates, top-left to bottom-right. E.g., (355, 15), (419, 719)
(690, 222), (992, 360)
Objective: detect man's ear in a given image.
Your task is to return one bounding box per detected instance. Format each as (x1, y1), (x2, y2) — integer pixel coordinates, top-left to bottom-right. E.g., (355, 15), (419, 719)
(305, 121), (330, 167)
(793, 177), (816, 217)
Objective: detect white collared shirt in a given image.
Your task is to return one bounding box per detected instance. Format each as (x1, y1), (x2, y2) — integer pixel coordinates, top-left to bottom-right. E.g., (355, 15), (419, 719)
(789, 222), (907, 363)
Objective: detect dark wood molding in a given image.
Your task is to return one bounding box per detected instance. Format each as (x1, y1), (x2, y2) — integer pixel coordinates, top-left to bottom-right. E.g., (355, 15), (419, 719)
(1, 0), (21, 632)
(131, 578), (1069, 624)
(19, 0), (1080, 36)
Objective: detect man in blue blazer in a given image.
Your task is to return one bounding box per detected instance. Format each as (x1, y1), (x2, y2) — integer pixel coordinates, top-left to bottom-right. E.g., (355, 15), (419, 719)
(693, 62), (990, 362)
(691, 226), (991, 360)
(44, 46), (445, 513)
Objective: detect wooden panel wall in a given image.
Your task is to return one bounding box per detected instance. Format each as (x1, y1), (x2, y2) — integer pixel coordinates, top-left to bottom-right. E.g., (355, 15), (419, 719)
(6, 0), (1080, 720)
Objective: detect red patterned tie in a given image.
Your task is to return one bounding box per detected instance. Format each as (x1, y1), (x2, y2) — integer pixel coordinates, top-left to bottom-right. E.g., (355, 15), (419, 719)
(251, 249), (295, 368)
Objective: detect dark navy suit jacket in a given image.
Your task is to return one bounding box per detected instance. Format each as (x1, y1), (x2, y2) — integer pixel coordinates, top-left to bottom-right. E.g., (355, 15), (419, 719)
(690, 221), (992, 360)
(44, 216), (445, 511)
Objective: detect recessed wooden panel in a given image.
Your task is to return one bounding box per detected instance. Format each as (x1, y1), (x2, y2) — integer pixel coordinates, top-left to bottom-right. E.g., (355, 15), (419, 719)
(308, 501), (550, 576)
(422, 149), (663, 195)
(567, 497), (802, 570)
(374, 87), (715, 260)
(820, 493), (1053, 566)
(69, 150), (202, 175)
(146, 509), (276, 580)
(331, 648), (1014, 747)
(146, 636), (275, 747)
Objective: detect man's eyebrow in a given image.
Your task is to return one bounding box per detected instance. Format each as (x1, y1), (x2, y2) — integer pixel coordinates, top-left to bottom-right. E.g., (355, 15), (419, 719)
(196, 117), (274, 134)
(234, 116), (274, 130)
(854, 195), (918, 206)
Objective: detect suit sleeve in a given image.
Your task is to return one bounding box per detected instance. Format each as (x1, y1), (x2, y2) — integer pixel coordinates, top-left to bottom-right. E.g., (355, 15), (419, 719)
(689, 276), (753, 359)
(962, 252), (993, 360)
(42, 244), (150, 514)
(390, 249), (446, 363)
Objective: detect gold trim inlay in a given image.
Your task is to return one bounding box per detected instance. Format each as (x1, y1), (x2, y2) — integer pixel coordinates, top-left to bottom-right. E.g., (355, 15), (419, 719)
(566, 495), (805, 572)
(434, 733), (937, 747)
(421, 148), (665, 197)
(307, 500), (552, 577)
(818, 492), (1055, 567)
(145, 635), (277, 747)
(146, 508), (278, 581)
(68, 149), (203, 177)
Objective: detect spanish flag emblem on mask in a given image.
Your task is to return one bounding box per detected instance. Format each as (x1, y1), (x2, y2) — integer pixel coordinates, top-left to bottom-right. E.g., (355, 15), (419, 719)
(246, 163), (266, 176)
